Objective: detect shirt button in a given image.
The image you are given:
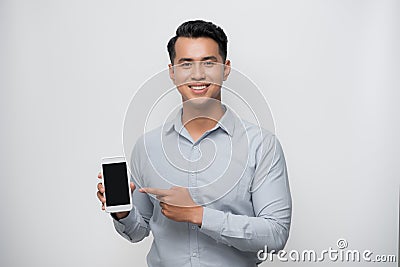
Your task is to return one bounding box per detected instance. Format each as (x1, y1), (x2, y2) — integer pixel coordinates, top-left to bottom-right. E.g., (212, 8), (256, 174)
(193, 146), (198, 150)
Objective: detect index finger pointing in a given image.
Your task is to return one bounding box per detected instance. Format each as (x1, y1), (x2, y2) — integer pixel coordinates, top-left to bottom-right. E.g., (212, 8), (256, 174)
(139, 187), (169, 197)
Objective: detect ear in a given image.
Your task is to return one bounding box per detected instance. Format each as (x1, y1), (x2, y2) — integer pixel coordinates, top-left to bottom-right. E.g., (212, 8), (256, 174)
(223, 60), (231, 81)
(168, 64), (175, 82)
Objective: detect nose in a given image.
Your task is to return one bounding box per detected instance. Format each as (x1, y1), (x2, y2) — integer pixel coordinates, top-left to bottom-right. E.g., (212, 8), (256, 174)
(191, 62), (206, 80)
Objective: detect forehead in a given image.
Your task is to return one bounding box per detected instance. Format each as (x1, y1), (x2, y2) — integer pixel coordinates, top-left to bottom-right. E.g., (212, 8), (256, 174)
(174, 37), (221, 61)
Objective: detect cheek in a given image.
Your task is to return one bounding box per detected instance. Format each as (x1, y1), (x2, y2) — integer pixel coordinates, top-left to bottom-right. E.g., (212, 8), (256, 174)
(205, 69), (224, 86)
(176, 85), (188, 97)
(208, 85), (222, 97)
(174, 72), (190, 86)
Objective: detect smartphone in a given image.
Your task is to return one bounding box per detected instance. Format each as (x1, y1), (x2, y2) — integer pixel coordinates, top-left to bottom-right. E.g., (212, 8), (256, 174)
(101, 156), (132, 213)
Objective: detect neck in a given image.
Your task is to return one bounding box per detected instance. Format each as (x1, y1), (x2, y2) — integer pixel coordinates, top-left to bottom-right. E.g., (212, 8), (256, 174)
(181, 99), (225, 141)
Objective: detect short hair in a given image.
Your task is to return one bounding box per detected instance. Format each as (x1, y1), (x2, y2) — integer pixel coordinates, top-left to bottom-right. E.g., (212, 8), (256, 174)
(167, 20), (228, 64)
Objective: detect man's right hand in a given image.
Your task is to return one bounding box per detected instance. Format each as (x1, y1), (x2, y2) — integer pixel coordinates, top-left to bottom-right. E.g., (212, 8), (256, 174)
(97, 172), (136, 220)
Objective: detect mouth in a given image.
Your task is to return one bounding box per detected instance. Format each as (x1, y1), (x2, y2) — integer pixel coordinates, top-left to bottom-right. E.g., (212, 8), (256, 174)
(188, 83), (211, 94)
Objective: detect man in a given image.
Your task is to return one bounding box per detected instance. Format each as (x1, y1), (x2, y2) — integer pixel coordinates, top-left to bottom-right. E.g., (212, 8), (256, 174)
(97, 20), (291, 267)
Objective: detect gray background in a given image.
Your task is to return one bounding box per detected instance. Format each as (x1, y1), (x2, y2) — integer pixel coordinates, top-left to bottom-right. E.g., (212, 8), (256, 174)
(1, 0), (399, 266)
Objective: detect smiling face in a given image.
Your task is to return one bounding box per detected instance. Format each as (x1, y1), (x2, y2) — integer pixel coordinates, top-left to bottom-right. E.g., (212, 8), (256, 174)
(169, 37), (231, 103)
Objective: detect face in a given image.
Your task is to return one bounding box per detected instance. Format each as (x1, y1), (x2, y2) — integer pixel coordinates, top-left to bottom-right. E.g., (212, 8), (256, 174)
(168, 37), (231, 103)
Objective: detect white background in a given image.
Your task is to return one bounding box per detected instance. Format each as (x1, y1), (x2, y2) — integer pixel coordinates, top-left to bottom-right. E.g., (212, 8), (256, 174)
(1, 0), (399, 266)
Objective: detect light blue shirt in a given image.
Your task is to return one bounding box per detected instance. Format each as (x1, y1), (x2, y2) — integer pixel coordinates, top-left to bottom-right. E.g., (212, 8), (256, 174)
(113, 106), (292, 267)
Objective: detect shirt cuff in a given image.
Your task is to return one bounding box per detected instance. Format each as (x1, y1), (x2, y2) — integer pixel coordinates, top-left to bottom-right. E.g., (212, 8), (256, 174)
(199, 207), (225, 241)
(112, 206), (138, 232)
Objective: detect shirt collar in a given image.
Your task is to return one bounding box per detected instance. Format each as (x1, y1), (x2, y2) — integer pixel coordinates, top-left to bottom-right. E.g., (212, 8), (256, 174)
(217, 105), (235, 136)
(164, 105), (235, 137)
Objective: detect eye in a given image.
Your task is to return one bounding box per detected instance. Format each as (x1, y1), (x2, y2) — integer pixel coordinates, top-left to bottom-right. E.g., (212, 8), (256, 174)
(181, 62), (192, 68)
(203, 61), (215, 67)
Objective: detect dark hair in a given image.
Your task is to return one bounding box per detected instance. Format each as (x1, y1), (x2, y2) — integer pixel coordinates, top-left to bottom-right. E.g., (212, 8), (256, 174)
(167, 20), (228, 64)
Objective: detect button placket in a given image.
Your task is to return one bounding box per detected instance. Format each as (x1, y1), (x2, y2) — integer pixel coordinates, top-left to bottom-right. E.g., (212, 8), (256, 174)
(188, 145), (200, 263)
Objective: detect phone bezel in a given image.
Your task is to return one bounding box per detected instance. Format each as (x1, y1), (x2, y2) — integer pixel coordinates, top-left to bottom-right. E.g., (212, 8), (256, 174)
(101, 156), (133, 213)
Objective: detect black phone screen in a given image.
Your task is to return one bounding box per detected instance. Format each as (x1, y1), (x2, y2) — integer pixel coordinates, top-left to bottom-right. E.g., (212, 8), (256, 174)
(102, 162), (130, 206)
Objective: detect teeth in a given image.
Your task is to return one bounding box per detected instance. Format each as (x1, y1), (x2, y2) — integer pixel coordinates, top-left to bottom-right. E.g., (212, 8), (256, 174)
(191, 85), (207, 90)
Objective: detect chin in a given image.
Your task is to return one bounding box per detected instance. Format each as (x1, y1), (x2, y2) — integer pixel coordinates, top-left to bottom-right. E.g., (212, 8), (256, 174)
(185, 96), (211, 105)
(184, 95), (221, 108)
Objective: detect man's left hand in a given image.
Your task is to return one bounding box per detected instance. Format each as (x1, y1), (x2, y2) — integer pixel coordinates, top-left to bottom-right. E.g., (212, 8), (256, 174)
(139, 186), (203, 226)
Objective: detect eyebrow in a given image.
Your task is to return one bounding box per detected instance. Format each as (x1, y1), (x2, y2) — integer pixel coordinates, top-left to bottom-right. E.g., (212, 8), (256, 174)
(177, 56), (218, 63)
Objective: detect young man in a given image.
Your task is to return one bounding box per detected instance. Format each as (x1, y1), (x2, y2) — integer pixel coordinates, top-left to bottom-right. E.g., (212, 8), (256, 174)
(97, 20), (292, 267)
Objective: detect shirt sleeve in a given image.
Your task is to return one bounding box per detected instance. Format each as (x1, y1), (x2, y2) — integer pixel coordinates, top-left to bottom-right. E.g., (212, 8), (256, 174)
(112, 137), (154, 243)
(199, 136), (292, 253)
(112, 184), (153, 243)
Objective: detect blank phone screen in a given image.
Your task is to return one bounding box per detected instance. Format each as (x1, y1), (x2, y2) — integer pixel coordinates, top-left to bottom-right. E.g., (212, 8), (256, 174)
(102, 162), (130, 206)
